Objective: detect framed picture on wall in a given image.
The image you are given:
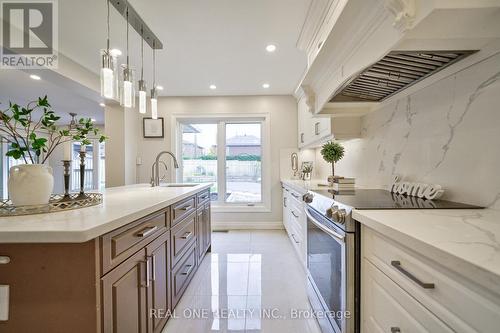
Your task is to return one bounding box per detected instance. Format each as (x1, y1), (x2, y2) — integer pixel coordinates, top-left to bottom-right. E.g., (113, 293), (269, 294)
(143, 117), (164, 138)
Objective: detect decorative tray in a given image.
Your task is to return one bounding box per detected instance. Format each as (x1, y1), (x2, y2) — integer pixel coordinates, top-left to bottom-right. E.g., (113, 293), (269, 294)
(0, 193), (103, 217)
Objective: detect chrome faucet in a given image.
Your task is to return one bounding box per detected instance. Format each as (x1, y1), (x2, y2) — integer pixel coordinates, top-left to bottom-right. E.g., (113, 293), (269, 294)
(152, 151), (179, 186)
(150, 160), (169, 187)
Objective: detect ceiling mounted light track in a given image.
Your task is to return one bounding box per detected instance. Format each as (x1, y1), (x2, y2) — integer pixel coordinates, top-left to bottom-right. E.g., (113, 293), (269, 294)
(108, 0), (163, 50)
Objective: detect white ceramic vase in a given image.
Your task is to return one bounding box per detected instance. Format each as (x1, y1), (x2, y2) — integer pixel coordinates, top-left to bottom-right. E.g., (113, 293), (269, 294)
(8, 164), (54, 206)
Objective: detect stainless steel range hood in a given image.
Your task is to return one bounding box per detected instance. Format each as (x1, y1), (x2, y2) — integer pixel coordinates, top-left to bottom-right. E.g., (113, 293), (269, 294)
(330, 50), (478, 103)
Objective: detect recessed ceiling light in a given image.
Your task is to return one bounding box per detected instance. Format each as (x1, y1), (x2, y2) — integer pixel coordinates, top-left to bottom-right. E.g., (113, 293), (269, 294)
(266, 44), (276, 52)
(209, 84), (217, 90)
(156, 85), (164, 90)
(99, 103), (106, 107)
(30, 74), (41, 80)
(109, 48), (122, 57)
(91, 118), (96, 122)
(262, 83), (270, 89)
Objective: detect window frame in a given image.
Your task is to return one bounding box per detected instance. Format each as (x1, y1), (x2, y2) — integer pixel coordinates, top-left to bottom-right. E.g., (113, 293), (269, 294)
(172, 113), (271, 213)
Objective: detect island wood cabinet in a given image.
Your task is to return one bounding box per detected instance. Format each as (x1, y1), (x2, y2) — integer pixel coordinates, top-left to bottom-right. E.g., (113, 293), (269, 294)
(0, 188), (211, 333)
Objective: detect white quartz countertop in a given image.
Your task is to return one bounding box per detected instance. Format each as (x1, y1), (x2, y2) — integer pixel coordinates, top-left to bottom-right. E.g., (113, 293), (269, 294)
(0, 183), (211, 244)
(281, 179), (332, 193)
(353, 208), (500, 293)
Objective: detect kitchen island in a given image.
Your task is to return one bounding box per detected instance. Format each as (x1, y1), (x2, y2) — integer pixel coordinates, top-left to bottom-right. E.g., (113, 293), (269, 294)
(0, 183), (212, 333)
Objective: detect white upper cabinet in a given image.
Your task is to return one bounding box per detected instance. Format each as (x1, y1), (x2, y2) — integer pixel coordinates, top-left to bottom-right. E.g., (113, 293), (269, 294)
(295, 0), (500, 115)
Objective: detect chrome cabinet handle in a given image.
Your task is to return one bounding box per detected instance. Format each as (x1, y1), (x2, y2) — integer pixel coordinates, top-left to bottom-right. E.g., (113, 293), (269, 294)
(315, 122), (320, 135)
(291, 193), (300, 199)
(283, 197), (287, 208)
(181, 231), (193, 239)
(291, 234), (300, 244)
(391, 328), (401, 333)
(391, 261), (435, 289)
(0, 256), (10, 264)
(181, 264), (194, 276)
(141, 259), (151, 288)
(291, 211), (299, 218)
(151, 255), (156, 281)
(179, 205), (193, 211)
(137, 225), (158, 237)
(300, 133), (304, 143)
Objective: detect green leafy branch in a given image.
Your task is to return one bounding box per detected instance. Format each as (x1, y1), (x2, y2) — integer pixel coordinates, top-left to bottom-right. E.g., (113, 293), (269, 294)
(0, 96), (107, 164)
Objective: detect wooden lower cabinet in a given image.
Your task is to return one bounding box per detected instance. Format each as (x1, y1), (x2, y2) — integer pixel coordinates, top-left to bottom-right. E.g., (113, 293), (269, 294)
(0, 192), (211, 333)
(196, 202), (211, 262)
(147, 232), (170, 333)
(101, 248), (149, 333)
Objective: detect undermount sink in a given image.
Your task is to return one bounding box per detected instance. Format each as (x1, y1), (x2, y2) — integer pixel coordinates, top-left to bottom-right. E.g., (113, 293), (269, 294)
(160, 183), (199, 188)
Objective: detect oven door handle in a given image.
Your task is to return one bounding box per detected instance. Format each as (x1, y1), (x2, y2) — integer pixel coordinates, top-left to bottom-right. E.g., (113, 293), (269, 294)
(305, 208), (345, 243)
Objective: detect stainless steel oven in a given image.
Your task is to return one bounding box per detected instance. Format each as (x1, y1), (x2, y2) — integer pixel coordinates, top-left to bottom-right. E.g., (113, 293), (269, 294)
(305, 206), (359, 333)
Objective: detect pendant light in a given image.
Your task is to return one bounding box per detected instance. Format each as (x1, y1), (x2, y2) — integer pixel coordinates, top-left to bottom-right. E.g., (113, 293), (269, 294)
(100, 0), (116, 99)
(120, 2), (135, 108)
(138, 26), (147, 114)
(150, 42), (158, 120)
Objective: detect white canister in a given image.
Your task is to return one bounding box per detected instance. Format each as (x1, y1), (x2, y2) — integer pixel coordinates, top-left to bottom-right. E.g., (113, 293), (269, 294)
(8, 164), (54, 206)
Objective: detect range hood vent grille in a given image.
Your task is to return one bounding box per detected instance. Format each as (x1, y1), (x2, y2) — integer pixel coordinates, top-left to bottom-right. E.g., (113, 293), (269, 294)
(330, 51), (477, 103)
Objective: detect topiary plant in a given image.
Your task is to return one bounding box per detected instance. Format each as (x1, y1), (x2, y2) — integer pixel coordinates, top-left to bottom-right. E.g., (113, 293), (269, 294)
(320, 141), (345, 178)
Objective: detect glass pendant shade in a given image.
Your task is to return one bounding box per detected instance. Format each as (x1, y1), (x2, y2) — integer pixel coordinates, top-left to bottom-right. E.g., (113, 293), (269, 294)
(138, 80), (147, 114)
(119, 65), (135, 108)
(100, 50), (117, 99)
(151, 87), (158, 119)
(151, 97), (158, 119)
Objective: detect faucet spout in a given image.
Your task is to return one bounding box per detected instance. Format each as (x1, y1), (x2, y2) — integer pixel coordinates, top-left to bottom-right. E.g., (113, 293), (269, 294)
(153, 151), (179, 186)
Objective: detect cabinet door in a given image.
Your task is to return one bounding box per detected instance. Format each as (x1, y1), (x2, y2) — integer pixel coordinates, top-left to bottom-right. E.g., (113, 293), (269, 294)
(147, 232), (170, 333)
(102, 249), (148, 333)
(297, 97), (312, 147)
(202, 202), (211, 253)
(312, 117), (331, 139)
(196, 208), (205, 262)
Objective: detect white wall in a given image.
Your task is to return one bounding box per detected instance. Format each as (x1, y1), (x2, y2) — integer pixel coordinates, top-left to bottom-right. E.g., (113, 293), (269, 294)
(134, 96), (298, 228)
(104, 104), (140, 187)
(310, 52), (500, 208)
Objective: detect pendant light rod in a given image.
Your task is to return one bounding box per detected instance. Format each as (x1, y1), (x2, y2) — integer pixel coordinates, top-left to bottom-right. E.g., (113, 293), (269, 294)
(108, 0), (163, 50)
(106, 0), (110, 51)
(153, 41), (156, 87)
(141, 26), (144, 80)
(125, 1), (129, 67)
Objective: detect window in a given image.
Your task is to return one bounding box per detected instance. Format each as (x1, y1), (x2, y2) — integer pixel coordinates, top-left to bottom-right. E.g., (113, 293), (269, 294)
(71, 140), (105, 191)
(176, 116), (269, 210)
(181, 123), (218, 199)
(225, 123), (261, 203)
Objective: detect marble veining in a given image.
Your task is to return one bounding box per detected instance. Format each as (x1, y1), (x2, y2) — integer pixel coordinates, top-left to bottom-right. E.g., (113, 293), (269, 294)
(313, 52), (500, 208)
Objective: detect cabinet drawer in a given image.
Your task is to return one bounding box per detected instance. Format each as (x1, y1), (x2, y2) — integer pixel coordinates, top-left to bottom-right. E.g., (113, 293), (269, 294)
(171, 213), (196, 267)
(362, 258), (453, 333)
(363, 227), (500, 332)
(101, 210), (167, 274)
(171, 246), (197, 308)
(196, 190), (210, 206)
(172, 196), (196, 227)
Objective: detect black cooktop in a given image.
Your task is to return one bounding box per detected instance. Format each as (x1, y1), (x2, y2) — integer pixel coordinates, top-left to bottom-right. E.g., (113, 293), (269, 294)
(311, 189), (482, 209)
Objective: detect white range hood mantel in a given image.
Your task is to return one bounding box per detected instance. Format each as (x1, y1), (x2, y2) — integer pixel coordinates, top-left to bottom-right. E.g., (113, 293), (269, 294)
(295, 0), (500, 115)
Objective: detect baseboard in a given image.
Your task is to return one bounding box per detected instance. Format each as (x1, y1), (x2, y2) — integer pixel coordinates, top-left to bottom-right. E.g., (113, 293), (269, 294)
(212, 221), (284, 231)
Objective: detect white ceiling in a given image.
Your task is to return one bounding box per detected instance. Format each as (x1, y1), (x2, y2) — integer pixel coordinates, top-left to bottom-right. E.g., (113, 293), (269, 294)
(0, 70), (104, 125)
(58, 0), (311, 96)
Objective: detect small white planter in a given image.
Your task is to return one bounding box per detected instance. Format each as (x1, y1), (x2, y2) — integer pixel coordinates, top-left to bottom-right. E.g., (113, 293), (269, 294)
(8, 164), (54, 206)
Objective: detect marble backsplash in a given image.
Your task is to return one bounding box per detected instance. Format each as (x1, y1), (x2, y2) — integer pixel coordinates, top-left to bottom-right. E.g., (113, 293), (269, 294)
(310, 52), (500, 208)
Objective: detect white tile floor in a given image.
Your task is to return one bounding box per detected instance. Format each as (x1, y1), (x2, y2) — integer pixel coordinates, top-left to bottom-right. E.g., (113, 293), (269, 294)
(162, 230), (321, 333)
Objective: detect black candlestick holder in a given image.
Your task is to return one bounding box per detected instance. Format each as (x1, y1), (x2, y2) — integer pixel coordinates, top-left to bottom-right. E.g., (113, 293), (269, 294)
(78, 150), (87, 198)
(59, 160), (72, 202)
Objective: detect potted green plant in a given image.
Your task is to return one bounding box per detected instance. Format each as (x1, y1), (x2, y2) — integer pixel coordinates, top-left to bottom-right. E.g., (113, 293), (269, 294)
(0, 96), (106, 206)
(320, 141), (345, 183)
